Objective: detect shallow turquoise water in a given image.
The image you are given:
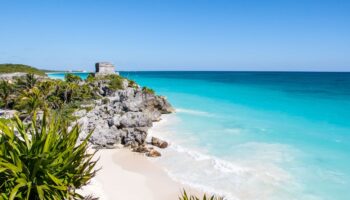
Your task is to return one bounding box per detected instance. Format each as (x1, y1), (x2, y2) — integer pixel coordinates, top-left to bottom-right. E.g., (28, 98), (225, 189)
(46, 72), (90, 80)
(49, 72), (350, 200)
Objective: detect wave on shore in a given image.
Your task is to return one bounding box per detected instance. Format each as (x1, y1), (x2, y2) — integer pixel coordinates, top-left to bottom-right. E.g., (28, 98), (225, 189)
(148, 114), (305, 200)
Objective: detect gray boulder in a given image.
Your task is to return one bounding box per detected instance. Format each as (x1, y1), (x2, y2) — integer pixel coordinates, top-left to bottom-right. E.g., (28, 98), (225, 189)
(0, 109), (17, 119)
(119, 112), (152, 128)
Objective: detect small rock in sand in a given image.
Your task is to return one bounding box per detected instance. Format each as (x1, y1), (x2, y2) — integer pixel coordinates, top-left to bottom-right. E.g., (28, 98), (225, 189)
(133, 145), (150, 153)
(151, 137), (168, 149)
(146, 149), (161, 157)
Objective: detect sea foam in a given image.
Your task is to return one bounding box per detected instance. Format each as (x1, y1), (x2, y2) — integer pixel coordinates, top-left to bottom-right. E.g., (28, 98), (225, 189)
(149, 114), (300, 200)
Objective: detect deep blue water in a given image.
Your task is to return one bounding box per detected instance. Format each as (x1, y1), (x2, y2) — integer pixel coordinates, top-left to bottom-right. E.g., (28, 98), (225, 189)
(49, 72), (350, 200)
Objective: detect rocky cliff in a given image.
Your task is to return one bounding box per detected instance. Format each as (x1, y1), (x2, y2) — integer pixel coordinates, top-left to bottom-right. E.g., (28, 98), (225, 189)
(75, 78), (173, 151)
(0, 72), (173, 155)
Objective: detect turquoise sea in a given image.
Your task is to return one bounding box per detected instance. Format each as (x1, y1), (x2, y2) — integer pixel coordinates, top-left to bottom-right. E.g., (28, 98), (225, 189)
(48, 72), (350, 200)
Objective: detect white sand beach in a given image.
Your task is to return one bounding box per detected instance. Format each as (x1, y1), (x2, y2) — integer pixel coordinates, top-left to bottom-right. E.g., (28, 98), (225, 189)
(81, 148), (200, 200)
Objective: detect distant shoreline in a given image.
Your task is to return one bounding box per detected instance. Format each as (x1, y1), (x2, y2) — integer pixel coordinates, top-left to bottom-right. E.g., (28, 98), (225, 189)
(45, 71), (93, 74)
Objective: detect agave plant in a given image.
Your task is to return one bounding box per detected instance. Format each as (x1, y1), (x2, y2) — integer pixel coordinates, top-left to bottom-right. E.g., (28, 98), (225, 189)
(0, 112), (97, 199)
(179, 190), (224, 200)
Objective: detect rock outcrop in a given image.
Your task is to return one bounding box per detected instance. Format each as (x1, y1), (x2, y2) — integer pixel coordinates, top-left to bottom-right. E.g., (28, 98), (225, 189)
(146, 149), (162, 157)
(151, 137), (169, 149)
(0, 71), (173, 155)
(0, 109), (18, 119)
(0, 73), (45, 82)
(76, 78), (173, 149)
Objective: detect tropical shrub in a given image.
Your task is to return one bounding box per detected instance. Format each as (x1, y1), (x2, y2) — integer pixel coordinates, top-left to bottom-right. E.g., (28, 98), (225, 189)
(0, 81), (14, 109)
(77, 84), (94, 100)
(86, 73), (96, 83)
(65, 73), (82, 83)
(179, 190), (224, 200)
(15, 87), (47, 116)
(15, 74), (38, 90)
(128, 80), (138, 89)
(107, 75), (124, 91)
(142, 86), (155, 95)
(0, 112), (97, 199)
(52, 103), (81, 123)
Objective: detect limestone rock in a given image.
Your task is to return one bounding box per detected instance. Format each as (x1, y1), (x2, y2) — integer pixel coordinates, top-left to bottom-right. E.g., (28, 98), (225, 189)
(77, 76), (174, 149)
(119, 112), (152, 128)
(73, 109), (87, 118)
(0, 73), (46, 82)
(146, 149), (161, 157)
(0, 109), (17, 119)
(132, 145), (150, 153)
(151, 137), (169, 149)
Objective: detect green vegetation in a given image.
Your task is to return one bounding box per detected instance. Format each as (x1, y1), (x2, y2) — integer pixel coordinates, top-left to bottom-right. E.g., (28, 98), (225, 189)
(142, 86), (155, 94)
(0, 73), (97, 122)
(0, 112), (97, 199)
(0, 69), (184, 199)
(0, 72), (143, 123)
(106, 74), (124, 91)
(86, 73), (96, 83)
(128, 80), (138, 89)
(65, 73), (82, 83)
(0, 81), (14, 109)
(0, 64), (46, 76)
(16, 73), (38, 90)
(179, 190), (224, 200)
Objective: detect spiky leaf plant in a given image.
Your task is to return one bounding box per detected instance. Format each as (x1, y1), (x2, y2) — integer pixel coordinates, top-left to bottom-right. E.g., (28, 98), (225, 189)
(179, 190), (224, 200)
(0, 112), (97, 199)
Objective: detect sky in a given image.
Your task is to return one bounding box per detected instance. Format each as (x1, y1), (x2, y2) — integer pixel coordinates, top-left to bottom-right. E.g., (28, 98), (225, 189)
(0, 0), (350, 71)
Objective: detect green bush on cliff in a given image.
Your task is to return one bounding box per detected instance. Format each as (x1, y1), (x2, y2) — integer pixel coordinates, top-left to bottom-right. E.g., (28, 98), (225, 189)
(65, 73), (82, 83)
(86, 73), (96, 82)
(128, 79), (138, 89)
(107, 74), (124, 91)
(142, 86), (155, 94)
(0, 64), (46, 76)
(0, 112), (97, 199)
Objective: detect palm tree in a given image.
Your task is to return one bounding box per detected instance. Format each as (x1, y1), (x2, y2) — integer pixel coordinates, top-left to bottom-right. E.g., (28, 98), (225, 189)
(0, 80), (14, 109)
(16, 87), (46, 116)
(15, 73), (38, 90)
(58, 82), (79, 104)
(24, 73), (38, 89)
(37, 80), (55, 99)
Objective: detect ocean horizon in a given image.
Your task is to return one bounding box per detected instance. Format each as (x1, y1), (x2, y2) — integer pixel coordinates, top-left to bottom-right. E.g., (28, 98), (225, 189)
(48, 71), (350, 200)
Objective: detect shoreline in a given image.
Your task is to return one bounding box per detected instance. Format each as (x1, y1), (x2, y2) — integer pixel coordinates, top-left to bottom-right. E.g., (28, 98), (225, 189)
(80, 114), (202, 200)
(81, 148), (201, 200)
